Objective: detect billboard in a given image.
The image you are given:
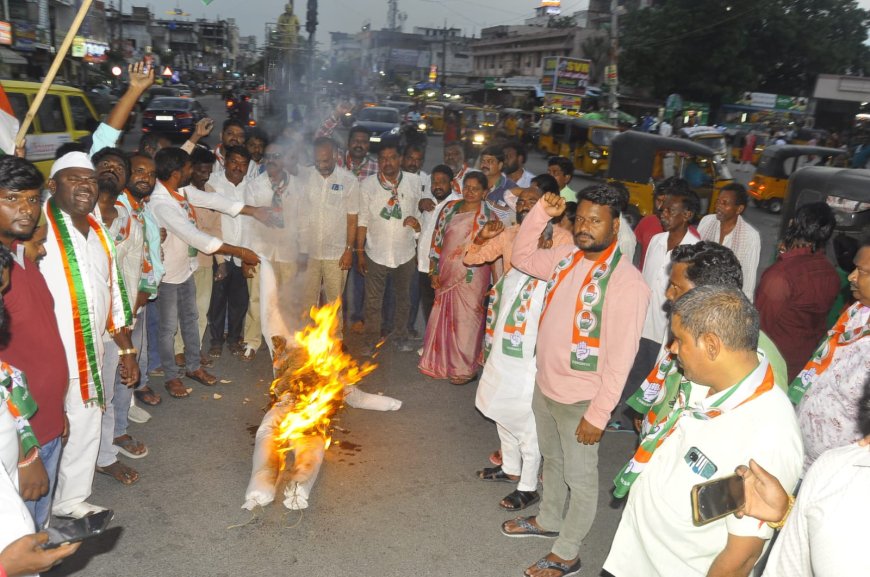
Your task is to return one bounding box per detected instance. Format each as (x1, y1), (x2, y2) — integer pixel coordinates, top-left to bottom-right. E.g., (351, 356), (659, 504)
(541, 56), (591, 96)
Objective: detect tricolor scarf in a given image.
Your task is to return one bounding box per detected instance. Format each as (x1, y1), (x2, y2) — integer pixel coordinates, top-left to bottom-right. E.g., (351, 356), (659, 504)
(613, 358), (775, 498)
(483, 272), (540, 361)
(46, 200), (133, 408)
(540, 240), (621, 371)
(122, 191), (161, 294)
(429, 199), (492, 276)
(452, 164), (469, 193)
(789, 301), (869, 404)
(269, 171), (290, 228)
(165, 185), (199, 258)
(378, 171), (404, 220)
(626, 351), (682, 438)
(0, 361), (40, 456)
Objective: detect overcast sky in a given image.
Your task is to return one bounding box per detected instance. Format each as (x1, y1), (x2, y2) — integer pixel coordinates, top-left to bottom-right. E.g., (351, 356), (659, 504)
(144, 0), (870, 46)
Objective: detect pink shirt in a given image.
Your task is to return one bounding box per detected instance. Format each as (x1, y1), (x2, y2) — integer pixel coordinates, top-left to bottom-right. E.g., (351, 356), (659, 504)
(464, 223), (572, 276)
(511, 203), (651, 429)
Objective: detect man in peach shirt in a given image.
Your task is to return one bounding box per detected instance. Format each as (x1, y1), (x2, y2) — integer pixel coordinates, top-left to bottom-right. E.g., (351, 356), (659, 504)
(464, 174), (571, 277)
(502, 185), (650, 577)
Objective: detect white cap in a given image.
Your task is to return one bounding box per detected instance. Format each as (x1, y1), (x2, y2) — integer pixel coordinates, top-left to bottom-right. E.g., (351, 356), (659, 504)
(49, 152), (95, 178)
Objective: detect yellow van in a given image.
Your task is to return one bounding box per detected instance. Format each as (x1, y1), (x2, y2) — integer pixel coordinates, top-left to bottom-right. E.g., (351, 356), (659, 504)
(1, 80), (100, 178)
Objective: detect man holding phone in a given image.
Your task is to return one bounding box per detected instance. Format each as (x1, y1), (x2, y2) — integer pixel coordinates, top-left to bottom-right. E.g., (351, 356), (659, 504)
(604, 286), (803, 577)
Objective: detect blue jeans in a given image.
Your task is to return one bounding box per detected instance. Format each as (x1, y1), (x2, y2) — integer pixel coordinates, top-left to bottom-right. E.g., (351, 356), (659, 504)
(146, 300), (161, 373)
(157, 277), (202, 379)
(24, 436), (62, 530)
(111, 308), (148, 440)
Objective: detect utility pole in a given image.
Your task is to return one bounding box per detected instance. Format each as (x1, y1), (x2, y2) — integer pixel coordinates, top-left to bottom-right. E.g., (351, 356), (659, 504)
(441, 20), (447, 91)
(607, 0), (619, 125)
(387, 0), (397, 31)
(306, 0), (317, 110)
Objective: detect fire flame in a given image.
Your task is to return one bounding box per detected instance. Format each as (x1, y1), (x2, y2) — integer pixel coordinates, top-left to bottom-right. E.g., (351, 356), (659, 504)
(270, 301), (377, 455)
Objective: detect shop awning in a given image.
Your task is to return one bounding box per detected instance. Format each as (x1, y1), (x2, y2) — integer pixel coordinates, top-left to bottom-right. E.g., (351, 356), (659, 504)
(0, 47), (27, 66)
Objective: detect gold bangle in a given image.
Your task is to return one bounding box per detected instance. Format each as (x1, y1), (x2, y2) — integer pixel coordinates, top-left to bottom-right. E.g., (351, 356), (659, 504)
(118, 348), (138, 356)
(766, 494), (796, 530)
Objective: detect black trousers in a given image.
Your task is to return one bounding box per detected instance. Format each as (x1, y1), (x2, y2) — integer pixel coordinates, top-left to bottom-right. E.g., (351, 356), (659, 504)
(419, 271), (436, 325)
(208, 260), (249, 346)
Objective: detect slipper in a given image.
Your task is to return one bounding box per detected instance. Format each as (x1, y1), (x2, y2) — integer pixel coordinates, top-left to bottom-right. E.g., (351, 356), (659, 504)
(241, 347), (256, 362)
(208, 345), (223, 358)
(114, 435), (148, 459)
(185, 368), (217, 386)
(134, 386), (162, 406)
(500, 490), (540, 511)
(96, 461), (139, 486)
(477, 466), (516, 482)
(501, 516), (558, 539)
(164, 379), (190, 399)
(449, 374), (477, 386)
(523, 557), (581, 577)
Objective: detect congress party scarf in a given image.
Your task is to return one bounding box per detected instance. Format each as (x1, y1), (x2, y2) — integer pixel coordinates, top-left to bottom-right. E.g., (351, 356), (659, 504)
(789, 301), (869, 404)
(483, 272), (540, 361)
(165, 184), (199, 258)
(626, 351), (683, 438)
(541, 240), (621, 372)
(0, 361), (40, 456)
(123, 191), (163, 294)
(613, 359), (775, 498)
(378, 171), (404, 220)
(47, 200), (133, 408)
(270, 171), (290, 228)
(429, 199), (492, 276)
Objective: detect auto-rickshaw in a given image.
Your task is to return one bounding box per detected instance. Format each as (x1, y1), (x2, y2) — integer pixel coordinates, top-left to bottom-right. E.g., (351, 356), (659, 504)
(607, 131), (734, 224)
(564, 117), (619, 177)
(537, 114), (573, 156)
(423, 103), (445, 133)
(791, 127), (829, 146)
(456, 105), (499, 158)
(679, 126), (728, 159)
(780, 166), (870, 242)
(748, 145), (848, 214)
(729, 130), (770, 164)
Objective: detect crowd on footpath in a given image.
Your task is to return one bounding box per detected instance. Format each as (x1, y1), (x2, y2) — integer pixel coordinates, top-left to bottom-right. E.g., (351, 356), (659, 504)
(0, 61), (868, 577)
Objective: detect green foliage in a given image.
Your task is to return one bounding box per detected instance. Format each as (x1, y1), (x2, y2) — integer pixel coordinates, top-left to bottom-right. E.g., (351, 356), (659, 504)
(619, 0), (870, 103)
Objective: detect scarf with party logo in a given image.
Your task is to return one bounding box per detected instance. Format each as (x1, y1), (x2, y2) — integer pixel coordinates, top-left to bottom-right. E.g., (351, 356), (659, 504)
(123, 191), (163, 294)
(483, 271), (540, 361)
(626, 351), (683, 438)
(269, 171), (290, 228)
(429, 199), (492, 276)
(0, 361), (40, 456)
(378, 171), (404, 220)
(540, 240), (621, 371)
(613, 357), (775, 498)
(47, 199), (133, 408)
(165, 184), (199, 258)
(789, 301), (869, 404)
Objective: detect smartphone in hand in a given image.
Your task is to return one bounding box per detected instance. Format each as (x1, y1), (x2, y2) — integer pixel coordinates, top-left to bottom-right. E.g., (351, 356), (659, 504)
(43, 510), (114, 549)
(691, 475), (745, 526)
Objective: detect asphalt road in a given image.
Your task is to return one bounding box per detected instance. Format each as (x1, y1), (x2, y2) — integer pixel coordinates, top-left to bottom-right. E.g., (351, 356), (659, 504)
(55, 97), (785, 577)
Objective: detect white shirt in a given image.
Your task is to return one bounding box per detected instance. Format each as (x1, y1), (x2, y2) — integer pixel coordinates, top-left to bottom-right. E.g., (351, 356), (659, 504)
(617, 214), (637, 265)
(244, 170), (305, 262)
(208, 170), (250, 264)
(358, 171), (422, 268)
(417, 192), (461, 273)
(299, 166), (360, 261)
(42, 206), (112, 385)
(150, 181), (242, 284)
(512, 169), (534, 188)
(107, 200), (144, 311)
(604, 359), (804, 577)
(641, 229), (700, 342)
(698, 214), (761, 300)
(762, 442), (870, 577)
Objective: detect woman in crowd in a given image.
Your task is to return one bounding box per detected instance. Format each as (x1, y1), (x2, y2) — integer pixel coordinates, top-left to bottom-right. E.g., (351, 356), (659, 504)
(419, 171), (493, 385)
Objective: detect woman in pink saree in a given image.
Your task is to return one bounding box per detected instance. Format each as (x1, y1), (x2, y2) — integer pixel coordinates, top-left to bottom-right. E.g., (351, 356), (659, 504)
(419, 171), (493, 385)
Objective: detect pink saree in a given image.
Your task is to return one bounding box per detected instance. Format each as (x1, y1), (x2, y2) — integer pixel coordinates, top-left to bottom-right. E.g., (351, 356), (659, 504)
(419, 211), (492, 380)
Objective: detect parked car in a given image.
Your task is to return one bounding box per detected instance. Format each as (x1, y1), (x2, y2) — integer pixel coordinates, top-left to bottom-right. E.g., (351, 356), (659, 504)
(172, 84), (193, 98)
(140, 86), (181, 111)
(141, 97), (208, 140)
(352, 106), (402, 152)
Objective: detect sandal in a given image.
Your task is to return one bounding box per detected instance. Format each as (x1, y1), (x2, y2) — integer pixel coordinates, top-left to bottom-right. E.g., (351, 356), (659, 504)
(501, 516), (558, 539)
(208, 345), (223, 358)
(185, 368), (217, 386)
(449, 374), (477, 386)
(524, 557), (581, 577)
(489, 450), (503, 466)
(477, 466), (516, 482)
(164, 379), (190, 399)
(96, 461), (139, 486)
(241, 347), (256, 362)
(500, 490), (540, 511)
(114, 435), (148, 459)
(134, 386), (162, 406)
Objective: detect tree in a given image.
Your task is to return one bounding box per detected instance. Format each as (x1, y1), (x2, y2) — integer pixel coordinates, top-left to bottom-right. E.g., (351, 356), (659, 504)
(618, 0), (870, 105)
(582, 35), (609, 85)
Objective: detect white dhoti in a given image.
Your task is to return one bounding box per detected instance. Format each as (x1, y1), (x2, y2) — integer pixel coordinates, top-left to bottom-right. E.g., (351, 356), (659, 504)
(53, 378), (102, 516)
(475, 269), (544, 492)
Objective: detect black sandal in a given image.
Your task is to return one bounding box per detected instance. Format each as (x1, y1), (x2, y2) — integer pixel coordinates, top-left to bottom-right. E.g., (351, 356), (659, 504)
(500, 489), (540, 511)
(477, 465), (515, 482)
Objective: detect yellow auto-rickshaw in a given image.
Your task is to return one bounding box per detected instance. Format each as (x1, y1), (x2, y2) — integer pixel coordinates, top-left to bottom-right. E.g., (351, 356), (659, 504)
(748, 145), (848, 213)
(679, 126), (728, 158)
(537, 114), (573, 156)
(607, 131), (734, 224)
(457, 105), (499, 158)
(729, 131), (769, 164)
(565, 117), (618, 177)
(423, 103), (445, 133)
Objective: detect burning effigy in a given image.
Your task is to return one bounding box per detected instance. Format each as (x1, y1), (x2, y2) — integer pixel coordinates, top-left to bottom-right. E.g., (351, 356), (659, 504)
(243, 301), (401, 511)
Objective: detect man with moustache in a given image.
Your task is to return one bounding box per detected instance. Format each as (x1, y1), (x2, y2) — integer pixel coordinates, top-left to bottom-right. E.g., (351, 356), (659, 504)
(503, 185), (649, 577)
(443, 141), (471, 194)
(316, 104), (380, 180)
(299, 137), (360, 342)
(503, 141), (534, 188)
(0, 157), (68, 528)
(416, 165), (459, 326)
(42, 152), (139, 519)
(241, 141), (306, 360)
(211, 118), (247, 172)
(356, 143), (422, 355)
(479, 145), (518, 224)
(149, 148), (261, 399)
(91, 148), (146, 485)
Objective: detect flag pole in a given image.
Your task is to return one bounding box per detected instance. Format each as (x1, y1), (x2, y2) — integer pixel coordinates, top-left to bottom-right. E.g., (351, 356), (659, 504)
(14, 0), (95, 149)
